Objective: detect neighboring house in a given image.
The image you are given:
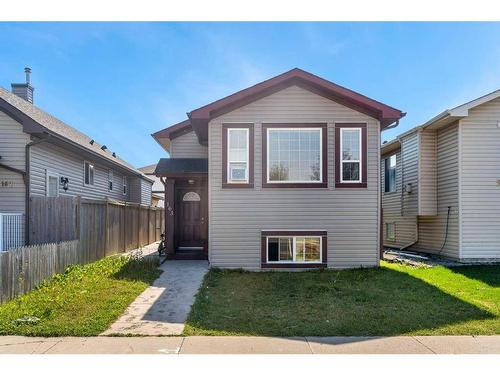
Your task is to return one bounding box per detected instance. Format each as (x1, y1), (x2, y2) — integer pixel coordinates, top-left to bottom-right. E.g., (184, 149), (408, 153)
(152, 68), (404, 268)
(381, 89), (500, 262)
(0, 68), (153, 251)
(138, 163), (165, 208)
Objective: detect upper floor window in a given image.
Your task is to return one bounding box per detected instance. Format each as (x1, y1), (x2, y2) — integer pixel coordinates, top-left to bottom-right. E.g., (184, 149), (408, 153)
(335, 123), (367, 188)
(122, 176), (127, 195)
(108, 170), (114, 191)
(84, 161), (94, 186)
(384, 154), (397, 193)
(46, 170), (59, 197)
(222, 124), (254, 188)
(262, 124), (327, 188)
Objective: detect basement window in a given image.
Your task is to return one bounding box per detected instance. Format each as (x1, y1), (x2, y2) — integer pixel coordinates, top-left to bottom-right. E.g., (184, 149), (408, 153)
(385, 223), (395, 241)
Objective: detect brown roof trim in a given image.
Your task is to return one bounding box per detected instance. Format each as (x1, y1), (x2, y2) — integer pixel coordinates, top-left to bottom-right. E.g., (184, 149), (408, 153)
(187, 68), (405, 142)
(151, 119), (192, 141)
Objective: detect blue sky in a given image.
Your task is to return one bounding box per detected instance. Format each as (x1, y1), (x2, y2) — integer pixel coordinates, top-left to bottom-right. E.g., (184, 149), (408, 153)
(1, 22), (499, 167)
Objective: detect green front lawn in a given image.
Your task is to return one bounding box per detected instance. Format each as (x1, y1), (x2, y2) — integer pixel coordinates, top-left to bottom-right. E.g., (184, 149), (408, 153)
(0, 255), (162, 336)
(184, 262), (500, 336)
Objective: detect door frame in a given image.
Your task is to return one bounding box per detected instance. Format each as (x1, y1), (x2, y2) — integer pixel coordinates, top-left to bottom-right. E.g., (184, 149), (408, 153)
(173, 179), (208, 252)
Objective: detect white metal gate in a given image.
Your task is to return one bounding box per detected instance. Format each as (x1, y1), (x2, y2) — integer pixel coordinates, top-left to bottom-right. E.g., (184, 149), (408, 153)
(0, 213), (25, 251)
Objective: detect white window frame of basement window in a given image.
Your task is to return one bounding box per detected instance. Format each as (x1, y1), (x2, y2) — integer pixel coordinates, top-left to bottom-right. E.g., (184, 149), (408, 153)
(45, 170), (59, 197)
(266, 127), (323, 184)
(227, 127), (249, 184)
(339, 127), (362, 183)
(266, 235), (323, 264)
(385, 222), (395, 241)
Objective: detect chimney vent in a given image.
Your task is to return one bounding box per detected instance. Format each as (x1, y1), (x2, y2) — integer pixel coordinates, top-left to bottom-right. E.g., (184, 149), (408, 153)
(11, 67), (35, 103)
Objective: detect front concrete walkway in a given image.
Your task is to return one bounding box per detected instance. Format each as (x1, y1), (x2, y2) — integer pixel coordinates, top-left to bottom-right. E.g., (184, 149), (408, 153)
(103, 260), (209, 336)
(1, 336), (499, 354)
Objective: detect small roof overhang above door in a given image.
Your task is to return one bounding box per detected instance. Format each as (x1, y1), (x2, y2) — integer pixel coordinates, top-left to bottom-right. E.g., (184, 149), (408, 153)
(154, 158), (208, 178)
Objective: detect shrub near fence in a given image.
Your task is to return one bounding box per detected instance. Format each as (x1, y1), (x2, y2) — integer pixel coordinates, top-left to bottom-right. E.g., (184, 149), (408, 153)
(0, 196), (165, 303)
(0, 240), (79, 303)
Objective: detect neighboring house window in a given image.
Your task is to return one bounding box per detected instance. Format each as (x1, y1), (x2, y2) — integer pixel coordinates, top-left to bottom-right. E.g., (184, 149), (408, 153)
(122, 176), (127, 195)
(46, 170), (59, 197)
(335, 123), (367, 188)
(108, 170), (113, 191)
(261, 231), (327, 268)
(222, 124), (254, 188)
(385, 223), (395, 241)
(84, 161), (94, 186)
(384, 154), (397, 193)
(262, 123), (327, 188)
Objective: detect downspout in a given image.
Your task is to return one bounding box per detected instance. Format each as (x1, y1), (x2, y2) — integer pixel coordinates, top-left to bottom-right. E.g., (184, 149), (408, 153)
(25, 135), (50, 244)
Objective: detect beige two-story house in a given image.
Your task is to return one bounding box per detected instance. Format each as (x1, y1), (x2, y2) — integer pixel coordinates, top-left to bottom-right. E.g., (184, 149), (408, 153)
(152, 68), (404, 269)
(381, 89), (500, 262)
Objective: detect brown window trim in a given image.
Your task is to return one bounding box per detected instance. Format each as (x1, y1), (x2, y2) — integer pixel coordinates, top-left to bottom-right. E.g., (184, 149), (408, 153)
(335, 123), (367, 188)
(222, 123), (254, 189)
(260, 230), (327, 269)
(262, 123), (328, 188)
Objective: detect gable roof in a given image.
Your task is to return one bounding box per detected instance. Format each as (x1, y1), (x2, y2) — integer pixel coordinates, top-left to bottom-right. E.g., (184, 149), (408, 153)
(0, 87), (152, 181)
(381, 88), (500, 154)
(153, 68), (405, 148)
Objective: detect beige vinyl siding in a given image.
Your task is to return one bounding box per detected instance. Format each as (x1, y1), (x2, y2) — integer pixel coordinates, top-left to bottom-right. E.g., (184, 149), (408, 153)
(209, 85), (380, 269)
(419, 130), (437, 215)
(30, 141), (131, 201)
(413, 123), (459, 258)
(170, 131), (208, 158)
(400, 132), (419, 217)
(381, 149), (418, 248)
(140, 178), (152, 206)
(460, 97), (500, 260)
(0, 112), (29, 213)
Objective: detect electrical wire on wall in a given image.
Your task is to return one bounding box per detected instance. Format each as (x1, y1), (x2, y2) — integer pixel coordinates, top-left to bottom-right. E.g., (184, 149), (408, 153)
(438, 206), (452, 255)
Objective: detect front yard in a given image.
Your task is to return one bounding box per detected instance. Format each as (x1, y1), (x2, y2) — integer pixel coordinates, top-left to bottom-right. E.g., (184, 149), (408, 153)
(184, 262), (500, 336)
(0, 255), (161, 336)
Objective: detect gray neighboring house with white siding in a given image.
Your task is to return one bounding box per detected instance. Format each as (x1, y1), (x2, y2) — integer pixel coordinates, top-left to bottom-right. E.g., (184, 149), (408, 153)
(0, 69), (153, 250)
(381, 89), (500, 262)
(152, 68), (404, 269)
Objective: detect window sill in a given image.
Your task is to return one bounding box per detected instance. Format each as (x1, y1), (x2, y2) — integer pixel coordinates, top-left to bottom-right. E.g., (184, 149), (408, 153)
(222, 183), (254, 189)
(335, 182), (367, 188)
(262, 182), (328, 188)
(261, 262), (327, 269)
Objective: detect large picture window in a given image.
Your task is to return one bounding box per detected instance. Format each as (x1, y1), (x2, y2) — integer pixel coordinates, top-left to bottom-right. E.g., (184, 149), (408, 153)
(222, 124), (254, 188)
(262, 124), (327, 188)
(384, 154), (397, 193)
(261, 231), (327, 268)
(335, 123), (367, 188)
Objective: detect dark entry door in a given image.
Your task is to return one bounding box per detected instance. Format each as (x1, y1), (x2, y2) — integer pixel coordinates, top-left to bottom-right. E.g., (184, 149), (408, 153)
(175, 188), (207, 248)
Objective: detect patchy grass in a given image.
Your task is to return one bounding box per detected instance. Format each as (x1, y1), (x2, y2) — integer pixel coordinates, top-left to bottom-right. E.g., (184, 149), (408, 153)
(184, 262), (500, 336)
(0, 255), (161, 336)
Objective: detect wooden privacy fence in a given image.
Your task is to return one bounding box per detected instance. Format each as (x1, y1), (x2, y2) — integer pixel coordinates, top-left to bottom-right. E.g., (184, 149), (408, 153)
(29, 196), (165, 257)
(0, 197), (164, 303)
(0, 240), (80, 303)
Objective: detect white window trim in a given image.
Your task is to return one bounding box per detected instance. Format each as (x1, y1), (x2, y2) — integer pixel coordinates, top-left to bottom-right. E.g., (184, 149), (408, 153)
(340, 127), (362, 183)
(385, 222), (396, 241)
(266, 127), (323, 184)
(266, 235), (323, 264)
(83, 161), (94, 186)
(227, 127), (249, 184)
(385, 154), (397, 193)
(45, 170), (59, 197)
(108, 170), (114, 191)
(122, 176), (127, 196)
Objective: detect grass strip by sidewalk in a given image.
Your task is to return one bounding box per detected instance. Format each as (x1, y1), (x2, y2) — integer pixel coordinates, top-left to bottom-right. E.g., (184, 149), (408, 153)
(184, 262), (500, 336)
(0, 254), (162, 336)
